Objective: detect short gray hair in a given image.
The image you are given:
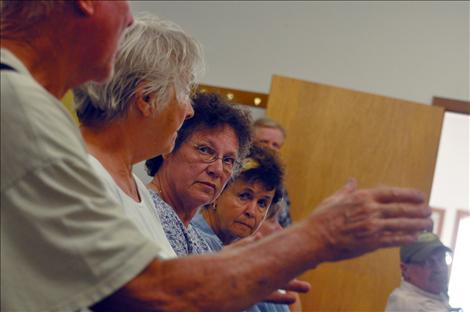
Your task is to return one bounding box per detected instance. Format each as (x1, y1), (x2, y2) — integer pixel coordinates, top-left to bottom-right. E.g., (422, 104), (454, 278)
(73, 15), (205, 127)
(0, 0), (66, 35)
(253, 117), (286, 138)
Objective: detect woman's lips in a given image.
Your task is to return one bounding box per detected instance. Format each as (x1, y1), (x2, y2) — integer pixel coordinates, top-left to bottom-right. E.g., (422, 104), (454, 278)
(198, 181), (216, 191)
(235, 221), (253, 230)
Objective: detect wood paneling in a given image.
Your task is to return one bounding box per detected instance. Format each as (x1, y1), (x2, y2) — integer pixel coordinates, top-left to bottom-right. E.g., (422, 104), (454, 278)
(197, 84), (269, 108)
(267, 75), (444, 311)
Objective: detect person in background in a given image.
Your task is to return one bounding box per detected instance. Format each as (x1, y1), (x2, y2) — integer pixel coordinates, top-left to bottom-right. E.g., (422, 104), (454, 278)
(252, 118), (304, 311)
(253, 117), (292, 228)
(193, 144), (284, 250)
(1, 2), (434, 311)
(145, 96), (308, 307)
(144, 92), (252, 256)
(73, 15), (204, 258)
(385, 232), (453, 312)
(191, 144), (300, 312)
(255, 192), (304, 312)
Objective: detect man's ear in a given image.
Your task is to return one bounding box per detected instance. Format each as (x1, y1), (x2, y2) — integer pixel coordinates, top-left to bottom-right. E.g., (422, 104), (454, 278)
(134, 82), (154, 117)
(162, 153), (171, 160)
(74, 0), (95, 16)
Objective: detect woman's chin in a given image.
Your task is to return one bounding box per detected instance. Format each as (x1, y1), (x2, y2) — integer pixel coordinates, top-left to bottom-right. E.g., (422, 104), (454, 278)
(231, 227), (251, 239)
(160, 141), (176, 155)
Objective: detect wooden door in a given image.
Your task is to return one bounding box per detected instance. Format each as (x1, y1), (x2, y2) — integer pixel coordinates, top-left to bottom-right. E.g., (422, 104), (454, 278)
(267, 75), (444, 311)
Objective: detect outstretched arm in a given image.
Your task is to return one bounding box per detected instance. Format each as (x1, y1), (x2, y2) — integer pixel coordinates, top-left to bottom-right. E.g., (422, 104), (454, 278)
(93, 180), (431, 312)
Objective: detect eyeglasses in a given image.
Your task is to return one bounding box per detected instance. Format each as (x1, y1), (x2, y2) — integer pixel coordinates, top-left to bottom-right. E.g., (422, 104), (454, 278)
(192, 143), (239, 173)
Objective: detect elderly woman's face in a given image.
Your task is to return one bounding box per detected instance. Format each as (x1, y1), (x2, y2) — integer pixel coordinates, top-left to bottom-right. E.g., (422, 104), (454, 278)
(143, 88), (194, 157)
(213, 179), (275, 240)
(162, 125), (239, 208)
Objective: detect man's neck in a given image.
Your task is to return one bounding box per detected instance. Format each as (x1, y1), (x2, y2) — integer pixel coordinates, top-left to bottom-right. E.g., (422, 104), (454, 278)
(1, 38), (71, 99)
(155, 167), (199, 227)
(401, 279), (447, 300)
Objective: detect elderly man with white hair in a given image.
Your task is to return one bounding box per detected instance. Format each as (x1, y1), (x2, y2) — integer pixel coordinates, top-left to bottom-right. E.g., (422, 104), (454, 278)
(1, 1), (137, 311)
(2, 1), (434, 312)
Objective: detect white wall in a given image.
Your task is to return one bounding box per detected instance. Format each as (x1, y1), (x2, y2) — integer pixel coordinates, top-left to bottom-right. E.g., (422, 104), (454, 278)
(130, 1), (470, 245)
(130, 1), (469, 103)
(430, 112), (469, 246)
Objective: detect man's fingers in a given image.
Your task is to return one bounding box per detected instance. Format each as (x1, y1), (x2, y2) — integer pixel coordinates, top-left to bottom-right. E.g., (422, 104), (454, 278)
(264, 290), (297, 305)
(344, 217), (432, 239)
(380, 218), (432, 233)
(374, 232), (421, 248)
(320, 178), (357, 207)
(284, 279), (311, 293)
(371, 187), (425, 204)
(337, 177), (357, 194)
(379, 203), (431, 219)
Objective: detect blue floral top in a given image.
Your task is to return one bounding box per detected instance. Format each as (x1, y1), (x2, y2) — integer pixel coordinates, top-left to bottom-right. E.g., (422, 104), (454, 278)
(191, 213), (290, 312)
(149, 190), (212, 256)
(190, 213), (224, 252)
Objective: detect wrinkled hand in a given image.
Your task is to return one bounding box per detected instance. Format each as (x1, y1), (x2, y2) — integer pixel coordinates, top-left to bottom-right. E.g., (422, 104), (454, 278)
(309, 178), (432, 262)
(264, 279), (311, 304)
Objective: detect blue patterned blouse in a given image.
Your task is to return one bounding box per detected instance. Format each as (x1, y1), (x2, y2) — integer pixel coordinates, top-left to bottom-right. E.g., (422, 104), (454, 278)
(149, 190), (212, 256)
(191, 213), (290, 312)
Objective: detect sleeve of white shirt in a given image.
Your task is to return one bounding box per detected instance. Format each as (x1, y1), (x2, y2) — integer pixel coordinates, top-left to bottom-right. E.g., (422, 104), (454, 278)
(2, 158), (161, 312)
(1, 58), (161, 312)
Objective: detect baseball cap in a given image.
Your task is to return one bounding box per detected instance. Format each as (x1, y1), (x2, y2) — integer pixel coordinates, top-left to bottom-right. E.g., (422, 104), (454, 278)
(400, 232), (451, 263)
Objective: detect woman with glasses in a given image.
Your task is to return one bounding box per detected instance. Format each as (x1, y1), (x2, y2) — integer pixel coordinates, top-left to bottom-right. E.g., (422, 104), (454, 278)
(191, 144), (293, 312)
(146, 107), (295, 311)
(192, 144), (284, 250)
(145, 92), (252, 256)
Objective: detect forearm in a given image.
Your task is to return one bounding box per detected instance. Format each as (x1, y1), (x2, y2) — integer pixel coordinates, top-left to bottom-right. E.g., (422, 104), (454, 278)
(93, 221), (323, 312)
(92, 183), (432, 311)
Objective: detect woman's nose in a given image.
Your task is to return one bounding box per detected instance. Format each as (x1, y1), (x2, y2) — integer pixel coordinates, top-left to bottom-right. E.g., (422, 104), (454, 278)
(206, 159), (224, 178)
(244, 201), (257, 217)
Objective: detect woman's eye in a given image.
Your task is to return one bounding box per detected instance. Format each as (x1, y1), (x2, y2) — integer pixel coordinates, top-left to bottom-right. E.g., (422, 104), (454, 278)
(198, 145), (212, 155)
(238, 192), (251, 200)
(258, 200), (268, 208)
(223, 157), (235, 166)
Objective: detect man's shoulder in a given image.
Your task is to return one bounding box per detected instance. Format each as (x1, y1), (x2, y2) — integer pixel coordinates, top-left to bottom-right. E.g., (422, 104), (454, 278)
(386, 284), (448, 312)
(1, 78), (87, 190)
(1, 68), (75, 129)
(386, 286), (421, 311)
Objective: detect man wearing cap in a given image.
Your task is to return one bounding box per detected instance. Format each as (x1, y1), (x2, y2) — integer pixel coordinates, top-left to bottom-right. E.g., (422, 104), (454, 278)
(385, 232), (452, 312)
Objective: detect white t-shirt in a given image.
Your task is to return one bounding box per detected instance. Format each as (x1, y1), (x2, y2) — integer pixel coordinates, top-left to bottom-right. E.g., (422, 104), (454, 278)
(385, 279), (450, 312)
(88, 155), (176, 259)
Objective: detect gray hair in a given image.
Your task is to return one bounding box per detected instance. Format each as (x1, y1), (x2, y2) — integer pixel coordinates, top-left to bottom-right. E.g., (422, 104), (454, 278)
(73, 15), (205, 127)
(0, 0), (66, 35)
(253, 117), (286, 138)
